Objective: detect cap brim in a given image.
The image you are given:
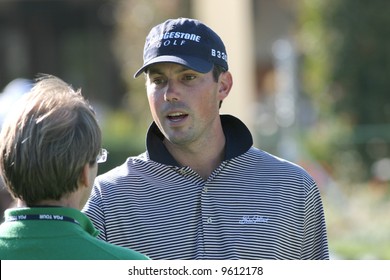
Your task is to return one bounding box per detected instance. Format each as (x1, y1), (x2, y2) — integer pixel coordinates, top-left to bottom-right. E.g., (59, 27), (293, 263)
(133, 55), (214, 78)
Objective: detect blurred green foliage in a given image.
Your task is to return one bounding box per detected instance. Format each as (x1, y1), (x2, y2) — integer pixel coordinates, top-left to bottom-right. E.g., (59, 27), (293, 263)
(323, 183), (390, 259)
(297, 1), (390, 259)
(97, 109), (151, 175)
(97, 0), (190, 175)
(298, 0), (390, 182)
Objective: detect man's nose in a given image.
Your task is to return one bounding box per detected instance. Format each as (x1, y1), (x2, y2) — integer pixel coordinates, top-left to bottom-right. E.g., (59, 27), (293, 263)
(164, 80), (180, 102)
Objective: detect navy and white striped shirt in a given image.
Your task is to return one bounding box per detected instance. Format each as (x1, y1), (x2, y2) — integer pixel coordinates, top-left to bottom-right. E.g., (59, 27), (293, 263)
(83, 115), (329, 259)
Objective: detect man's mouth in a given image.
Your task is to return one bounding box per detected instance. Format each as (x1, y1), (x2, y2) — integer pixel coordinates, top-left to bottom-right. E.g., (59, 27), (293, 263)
(167, 112), (188, 122)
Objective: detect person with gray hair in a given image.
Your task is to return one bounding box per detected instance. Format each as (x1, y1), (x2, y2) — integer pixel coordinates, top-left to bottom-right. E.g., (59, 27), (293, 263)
(0, 78), (32, 221)
(0, 75), (148, 260)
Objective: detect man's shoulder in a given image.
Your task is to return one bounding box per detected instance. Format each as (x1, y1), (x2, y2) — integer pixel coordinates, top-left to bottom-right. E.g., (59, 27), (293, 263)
(94, 151), (160, 184)
(246, 147), (313, 177)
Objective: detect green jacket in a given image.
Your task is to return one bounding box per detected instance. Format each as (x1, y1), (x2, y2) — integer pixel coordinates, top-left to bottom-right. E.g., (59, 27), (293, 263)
(0, 207), (149, 260)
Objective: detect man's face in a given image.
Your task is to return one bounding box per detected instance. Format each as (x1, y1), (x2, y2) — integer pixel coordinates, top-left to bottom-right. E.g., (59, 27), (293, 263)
(145, 63), (228, 148)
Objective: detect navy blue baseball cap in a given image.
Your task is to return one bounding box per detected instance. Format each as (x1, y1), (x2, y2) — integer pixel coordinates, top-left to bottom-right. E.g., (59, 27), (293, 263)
(134, 18), (228, 78)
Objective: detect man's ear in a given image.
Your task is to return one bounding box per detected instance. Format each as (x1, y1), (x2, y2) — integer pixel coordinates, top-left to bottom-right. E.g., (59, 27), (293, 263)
(218, 71), (233, 101)
(78, 164), (91, 189)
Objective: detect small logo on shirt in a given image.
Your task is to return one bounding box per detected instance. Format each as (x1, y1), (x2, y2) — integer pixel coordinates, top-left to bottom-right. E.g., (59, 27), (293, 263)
(239, 215), (269, 224)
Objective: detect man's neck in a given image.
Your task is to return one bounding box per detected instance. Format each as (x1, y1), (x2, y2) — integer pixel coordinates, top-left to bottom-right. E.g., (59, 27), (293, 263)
(163, 134), (226, 181)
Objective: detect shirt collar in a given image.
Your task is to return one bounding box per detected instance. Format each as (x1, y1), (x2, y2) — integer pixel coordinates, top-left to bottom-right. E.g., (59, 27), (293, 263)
(4, 207), (99, 237)
(146, 114), (253, 166)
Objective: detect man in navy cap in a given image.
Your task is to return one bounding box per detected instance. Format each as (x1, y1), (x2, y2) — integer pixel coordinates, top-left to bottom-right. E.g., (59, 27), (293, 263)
(83, 18), (329, 260)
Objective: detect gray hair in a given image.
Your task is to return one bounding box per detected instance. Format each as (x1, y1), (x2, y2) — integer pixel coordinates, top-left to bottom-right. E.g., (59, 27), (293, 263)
(0, 75), (101, 205)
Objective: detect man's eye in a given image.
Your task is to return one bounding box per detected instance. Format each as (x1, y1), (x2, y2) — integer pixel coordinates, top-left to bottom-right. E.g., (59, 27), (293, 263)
(184, 75), (196, 81)
(152, 78), (164, 85)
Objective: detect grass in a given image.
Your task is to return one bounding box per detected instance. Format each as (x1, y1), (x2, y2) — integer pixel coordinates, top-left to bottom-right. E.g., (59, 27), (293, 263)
(323, 181), (390, 259)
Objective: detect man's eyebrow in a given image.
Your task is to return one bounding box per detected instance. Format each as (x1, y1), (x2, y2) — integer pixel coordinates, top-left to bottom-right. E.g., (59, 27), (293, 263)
(147, 68), (162, 75)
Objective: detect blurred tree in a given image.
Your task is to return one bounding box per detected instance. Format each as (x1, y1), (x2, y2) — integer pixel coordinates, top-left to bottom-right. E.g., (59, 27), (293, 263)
(96, 0), (191, 172)
(0, 0), (125, 107)
(111, 0), (190, 131)
(326, 0), (390, 179)
(297, 0), (390, 182)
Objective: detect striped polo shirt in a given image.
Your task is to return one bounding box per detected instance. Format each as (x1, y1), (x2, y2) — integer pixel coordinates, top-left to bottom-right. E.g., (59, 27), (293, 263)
(83, 115), (329, 259)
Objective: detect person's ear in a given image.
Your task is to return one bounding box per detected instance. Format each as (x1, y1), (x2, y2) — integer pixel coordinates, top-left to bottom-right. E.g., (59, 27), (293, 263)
(218, 71), (233, 101)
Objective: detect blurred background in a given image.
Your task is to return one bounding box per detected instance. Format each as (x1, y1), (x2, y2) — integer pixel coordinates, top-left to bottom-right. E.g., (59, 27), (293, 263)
(0, 0), (389, 259)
